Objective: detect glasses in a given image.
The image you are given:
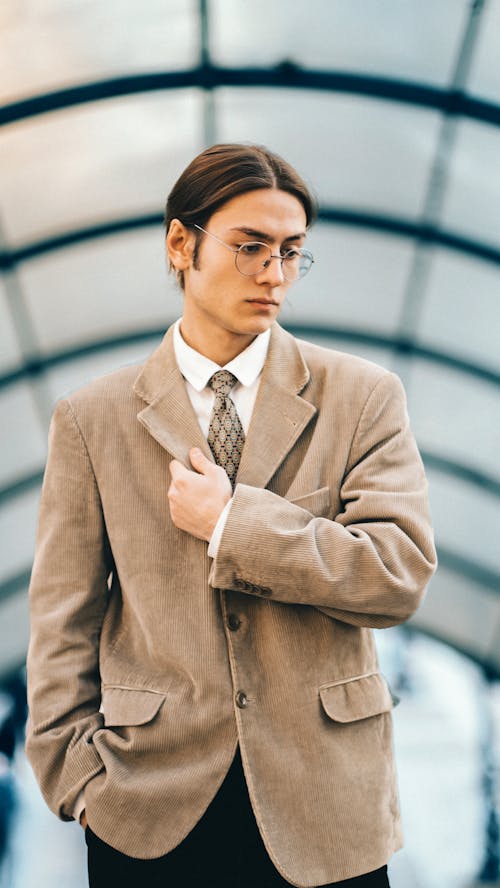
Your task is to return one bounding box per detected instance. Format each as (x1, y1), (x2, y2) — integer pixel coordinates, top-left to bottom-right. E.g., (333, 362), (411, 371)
(193, 224), (314, 282)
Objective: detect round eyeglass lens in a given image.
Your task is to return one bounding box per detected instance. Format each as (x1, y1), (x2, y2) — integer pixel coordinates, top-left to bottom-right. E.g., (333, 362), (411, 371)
(235, 243), (271, 276)
(282, 249), (313, 281)
(235, 243), (313, 280)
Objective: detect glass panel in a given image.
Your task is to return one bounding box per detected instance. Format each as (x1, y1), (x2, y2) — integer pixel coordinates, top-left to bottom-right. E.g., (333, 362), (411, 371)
(440, 120), (500, 249)
(1, 382), (47, 485)
(0, 278), (23, 371)
(281, 225), (413, 334)
(417, 250), (500, 373)
(280, 328), (393, 372)
(0, 0), (199, 102)
(427, 469), (500, 574)
(216, 89), (441, 216)
(0, 590), (30, 678)
(467, 0), (500, 103)
(210, 0), (467, 85)
(411, 567), (500, 665)
(0, 488), (40, 580)
(19, 231), (183, 353)
(45, 336), (168, 406)
(408, 363), (500, 483)
(0, 90), (203, 245)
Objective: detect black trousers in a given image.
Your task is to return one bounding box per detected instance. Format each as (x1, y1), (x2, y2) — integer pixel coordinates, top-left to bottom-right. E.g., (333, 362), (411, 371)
(86, 749), (390, 888)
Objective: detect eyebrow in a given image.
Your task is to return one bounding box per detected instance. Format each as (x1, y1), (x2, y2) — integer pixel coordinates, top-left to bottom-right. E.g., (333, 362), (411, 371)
(229, 226), (306, 243)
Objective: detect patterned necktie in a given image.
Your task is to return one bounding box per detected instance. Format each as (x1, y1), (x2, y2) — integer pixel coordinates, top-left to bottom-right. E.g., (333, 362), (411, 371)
(207, 370), (245, 488)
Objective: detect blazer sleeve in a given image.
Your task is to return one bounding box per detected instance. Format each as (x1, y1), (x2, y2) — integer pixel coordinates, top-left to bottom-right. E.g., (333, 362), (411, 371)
(208, 371), (437, 628)
(25, 398), (112, 820)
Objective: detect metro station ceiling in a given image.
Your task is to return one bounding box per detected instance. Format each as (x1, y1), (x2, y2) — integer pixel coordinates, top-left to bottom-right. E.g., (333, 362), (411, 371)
(1, 0), (499, 676)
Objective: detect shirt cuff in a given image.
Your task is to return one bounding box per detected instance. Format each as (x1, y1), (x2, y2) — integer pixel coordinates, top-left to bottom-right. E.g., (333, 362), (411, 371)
(73, 790), (86, 824)
(207, 498), (233, 558)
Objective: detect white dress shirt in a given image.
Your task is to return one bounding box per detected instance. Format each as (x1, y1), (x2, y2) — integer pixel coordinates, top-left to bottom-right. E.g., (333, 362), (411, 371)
(172, 318), (270, 556)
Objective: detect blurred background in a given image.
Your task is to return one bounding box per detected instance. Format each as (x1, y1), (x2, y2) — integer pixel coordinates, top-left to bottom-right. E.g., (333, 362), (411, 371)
(1, 1), (499, 885)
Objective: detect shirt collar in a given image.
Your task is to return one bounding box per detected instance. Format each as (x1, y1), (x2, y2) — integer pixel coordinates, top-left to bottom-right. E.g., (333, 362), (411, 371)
(173, 319), (271, 392)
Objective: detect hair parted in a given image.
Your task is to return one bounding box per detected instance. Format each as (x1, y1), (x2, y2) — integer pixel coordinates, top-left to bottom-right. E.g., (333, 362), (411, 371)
(164, 143), (317, 288)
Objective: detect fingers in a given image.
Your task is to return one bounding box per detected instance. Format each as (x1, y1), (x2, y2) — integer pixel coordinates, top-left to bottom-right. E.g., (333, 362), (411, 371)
(168, 451), (227, 504)
(190, 450), (229, 488)
(167, 449), (232, 539)
(189, 447), (212, 474)
(169, 450), (215, 481)
(168, 459), (187, 481)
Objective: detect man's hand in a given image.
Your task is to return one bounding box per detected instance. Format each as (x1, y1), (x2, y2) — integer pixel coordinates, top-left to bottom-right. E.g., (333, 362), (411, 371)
(168, 447), (232, 542)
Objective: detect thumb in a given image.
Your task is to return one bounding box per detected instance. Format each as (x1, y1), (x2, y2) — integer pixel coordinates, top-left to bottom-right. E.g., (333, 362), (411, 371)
(189, 446), (213, 474)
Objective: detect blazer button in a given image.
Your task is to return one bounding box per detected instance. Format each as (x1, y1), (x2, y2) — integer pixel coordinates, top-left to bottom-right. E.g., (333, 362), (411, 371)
(235, 691), (248, 709)
(227, 613), (241, 631)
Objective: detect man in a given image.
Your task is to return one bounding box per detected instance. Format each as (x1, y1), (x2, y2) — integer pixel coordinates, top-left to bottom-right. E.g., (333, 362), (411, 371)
(26, 143), (437, 888)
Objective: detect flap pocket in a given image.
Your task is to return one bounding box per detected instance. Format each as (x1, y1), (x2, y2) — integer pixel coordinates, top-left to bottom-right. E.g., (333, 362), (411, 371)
(319, 673), (393, 723)
(289, 486), (330, 516)
(100, 686), (166, 727)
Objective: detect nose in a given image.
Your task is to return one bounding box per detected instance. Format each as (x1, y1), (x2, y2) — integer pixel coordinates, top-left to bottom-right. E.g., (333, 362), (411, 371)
(257, 255), (285, 286)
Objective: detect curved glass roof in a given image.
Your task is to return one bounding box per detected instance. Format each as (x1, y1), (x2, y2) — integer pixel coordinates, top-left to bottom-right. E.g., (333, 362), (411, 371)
(1, 0), (499, 677)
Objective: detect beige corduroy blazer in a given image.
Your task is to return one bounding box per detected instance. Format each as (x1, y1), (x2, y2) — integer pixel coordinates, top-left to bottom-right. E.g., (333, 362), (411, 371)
(26, 322), (437, 887)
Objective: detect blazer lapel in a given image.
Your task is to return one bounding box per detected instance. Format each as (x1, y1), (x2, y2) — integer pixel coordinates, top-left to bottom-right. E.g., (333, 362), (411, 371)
(236, 324), (317, 490)
(133, 322), (317, 487)
(133, 325), (214, 466)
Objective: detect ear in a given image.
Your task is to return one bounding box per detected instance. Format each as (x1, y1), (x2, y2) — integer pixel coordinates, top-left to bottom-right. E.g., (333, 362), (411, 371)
(166, 219), (194, 271)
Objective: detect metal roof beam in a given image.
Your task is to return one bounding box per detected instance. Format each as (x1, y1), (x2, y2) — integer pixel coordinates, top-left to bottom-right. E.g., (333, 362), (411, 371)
(1, 65), (499, 128)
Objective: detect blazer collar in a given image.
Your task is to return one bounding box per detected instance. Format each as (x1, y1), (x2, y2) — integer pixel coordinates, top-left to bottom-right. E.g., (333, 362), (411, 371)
(133, 322), (317, 490)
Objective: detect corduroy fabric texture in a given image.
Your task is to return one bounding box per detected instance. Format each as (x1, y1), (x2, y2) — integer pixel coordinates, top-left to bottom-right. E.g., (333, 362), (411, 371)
(26, 322), (436, 887)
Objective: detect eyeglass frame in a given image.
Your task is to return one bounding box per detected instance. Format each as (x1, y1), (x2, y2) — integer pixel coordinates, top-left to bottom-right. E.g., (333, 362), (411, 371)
(192, 223), (314, 282)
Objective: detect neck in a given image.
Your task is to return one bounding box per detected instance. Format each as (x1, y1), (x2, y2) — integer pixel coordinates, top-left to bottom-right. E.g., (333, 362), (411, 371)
(179, 319), (256, 366)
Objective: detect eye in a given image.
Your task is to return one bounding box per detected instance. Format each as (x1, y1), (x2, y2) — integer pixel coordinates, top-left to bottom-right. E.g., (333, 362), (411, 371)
(281, 247), (302, 259)
(239, 242), (266, 255)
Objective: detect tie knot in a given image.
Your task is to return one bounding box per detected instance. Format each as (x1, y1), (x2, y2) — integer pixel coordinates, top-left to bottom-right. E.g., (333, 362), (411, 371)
(208, 370), (238, 398)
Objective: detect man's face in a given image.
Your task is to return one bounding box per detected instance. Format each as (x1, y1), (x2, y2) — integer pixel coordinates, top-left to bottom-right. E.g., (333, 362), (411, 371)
(179, 188), (307, 358)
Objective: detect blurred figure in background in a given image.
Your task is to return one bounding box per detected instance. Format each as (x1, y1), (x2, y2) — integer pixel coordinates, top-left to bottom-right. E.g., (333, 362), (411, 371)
(0, 675), (26, 887)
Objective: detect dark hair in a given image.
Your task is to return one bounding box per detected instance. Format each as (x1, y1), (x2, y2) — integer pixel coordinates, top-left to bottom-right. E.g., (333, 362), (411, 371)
(164, 143), (317, 287)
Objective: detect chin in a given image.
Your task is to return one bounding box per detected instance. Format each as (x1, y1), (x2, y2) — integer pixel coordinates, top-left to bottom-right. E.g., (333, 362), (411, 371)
(243, 318), (275, 334)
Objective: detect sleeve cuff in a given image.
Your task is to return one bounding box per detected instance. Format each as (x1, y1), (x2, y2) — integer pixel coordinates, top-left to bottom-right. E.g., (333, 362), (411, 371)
(207, 498), (233, 558)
